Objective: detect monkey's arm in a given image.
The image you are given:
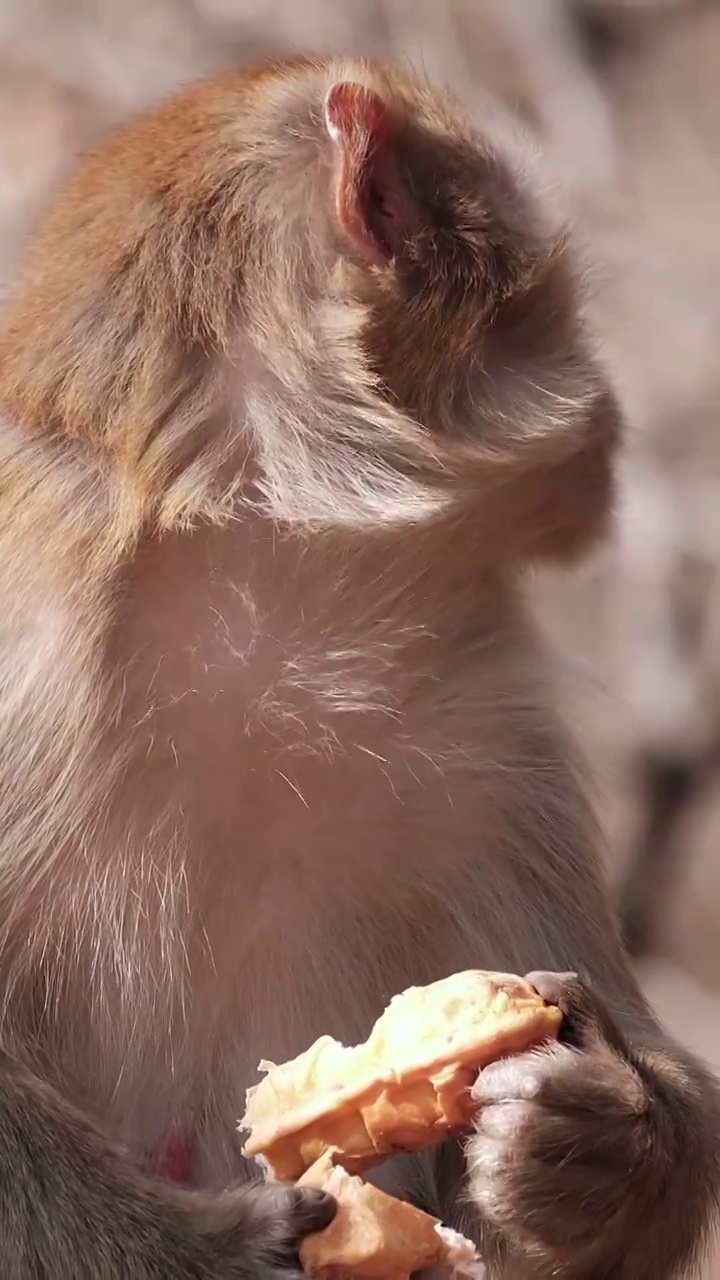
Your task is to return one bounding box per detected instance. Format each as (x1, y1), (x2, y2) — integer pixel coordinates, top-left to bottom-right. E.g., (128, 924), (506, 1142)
(0, 1047), (334, 1280)
(466, 971), (720, 1278)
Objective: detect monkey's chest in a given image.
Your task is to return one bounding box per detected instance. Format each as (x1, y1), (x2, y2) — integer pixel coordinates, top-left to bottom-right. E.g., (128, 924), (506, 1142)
(106, 788), (489, 1192)
(108, 595), (517, 1182)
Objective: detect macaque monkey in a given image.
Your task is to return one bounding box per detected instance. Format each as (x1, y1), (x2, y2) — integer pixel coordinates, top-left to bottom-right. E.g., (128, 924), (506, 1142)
(0, 53), (717, 1279)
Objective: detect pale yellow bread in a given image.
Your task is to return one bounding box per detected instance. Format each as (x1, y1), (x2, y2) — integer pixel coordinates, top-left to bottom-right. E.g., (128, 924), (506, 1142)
(297, 1153), (482, 1278)
(240, 970), (561, 1181)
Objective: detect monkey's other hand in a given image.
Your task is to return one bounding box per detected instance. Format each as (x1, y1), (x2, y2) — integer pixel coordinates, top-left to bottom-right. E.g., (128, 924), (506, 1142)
(0, 1047), (337, 1280)
(466, 970), (720, 1278)
(190, 1182), (337, 1279)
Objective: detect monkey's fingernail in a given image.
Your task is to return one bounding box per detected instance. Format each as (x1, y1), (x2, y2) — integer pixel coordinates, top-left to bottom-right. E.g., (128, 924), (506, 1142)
(525, 970), (579, 1010)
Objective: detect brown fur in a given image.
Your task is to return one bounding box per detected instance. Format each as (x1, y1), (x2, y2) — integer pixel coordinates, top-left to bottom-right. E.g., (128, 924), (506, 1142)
(0, 54), (715, 1278)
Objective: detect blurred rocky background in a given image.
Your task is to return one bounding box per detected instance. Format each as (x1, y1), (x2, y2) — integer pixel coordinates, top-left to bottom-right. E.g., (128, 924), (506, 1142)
(1, 0), (719, 1268)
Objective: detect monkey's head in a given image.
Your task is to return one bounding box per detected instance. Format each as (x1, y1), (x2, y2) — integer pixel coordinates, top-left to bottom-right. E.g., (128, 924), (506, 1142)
(0, 56), (619, 559)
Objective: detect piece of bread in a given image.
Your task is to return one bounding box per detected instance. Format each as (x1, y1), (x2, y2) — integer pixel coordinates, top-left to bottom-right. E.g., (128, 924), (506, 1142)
(297, 1153), (483, 1279)
(240, 970), (561, 1181)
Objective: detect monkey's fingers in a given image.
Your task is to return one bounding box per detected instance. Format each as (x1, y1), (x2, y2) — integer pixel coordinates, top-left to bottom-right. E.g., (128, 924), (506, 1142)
(470, 1051), (553, 1107)
(276, 1185), (338, 1240)
(523, 971), (629, 1055)
(219, 1183), (337, 1273)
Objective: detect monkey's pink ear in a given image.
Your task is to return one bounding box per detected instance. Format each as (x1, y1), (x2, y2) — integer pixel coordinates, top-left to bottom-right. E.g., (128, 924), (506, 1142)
(323, 82), (420, 266)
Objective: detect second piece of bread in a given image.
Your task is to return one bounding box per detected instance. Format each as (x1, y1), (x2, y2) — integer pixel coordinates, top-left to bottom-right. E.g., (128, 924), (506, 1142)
(297, 1153), (484, 1279)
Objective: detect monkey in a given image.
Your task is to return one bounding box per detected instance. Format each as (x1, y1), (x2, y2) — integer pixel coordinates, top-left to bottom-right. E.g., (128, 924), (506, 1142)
(0, 53), (717, 1279)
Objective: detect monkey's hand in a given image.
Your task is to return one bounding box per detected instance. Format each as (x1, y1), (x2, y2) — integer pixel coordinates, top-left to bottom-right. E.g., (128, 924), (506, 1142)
(466, 971), (720, 1278)
(0, 1048), (336, 1279)
(172, 1180), (338, 1279)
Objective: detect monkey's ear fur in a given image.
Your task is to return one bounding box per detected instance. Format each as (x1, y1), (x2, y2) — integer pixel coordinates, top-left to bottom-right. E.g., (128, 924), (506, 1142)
(323, 82), (421, 265)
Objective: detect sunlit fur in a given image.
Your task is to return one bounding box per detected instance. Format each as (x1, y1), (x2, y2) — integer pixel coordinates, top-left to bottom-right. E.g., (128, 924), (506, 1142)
(0, 55), (715, 1277)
